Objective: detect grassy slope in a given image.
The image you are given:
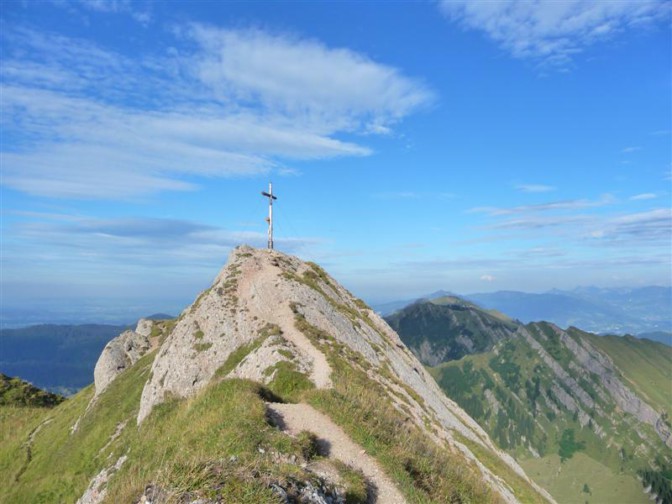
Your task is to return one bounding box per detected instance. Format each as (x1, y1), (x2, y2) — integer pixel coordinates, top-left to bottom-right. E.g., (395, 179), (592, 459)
(519, 453), (647, 504)
(583, 332), (672, 418)
(1, 349), (322, 504)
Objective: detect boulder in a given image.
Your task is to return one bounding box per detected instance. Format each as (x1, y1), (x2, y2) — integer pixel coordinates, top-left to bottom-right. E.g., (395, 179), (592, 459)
(93, 328), (151, 396)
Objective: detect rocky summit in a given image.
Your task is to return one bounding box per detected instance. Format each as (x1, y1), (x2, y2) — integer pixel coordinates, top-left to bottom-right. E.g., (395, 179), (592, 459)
(1, 245), (555, 504)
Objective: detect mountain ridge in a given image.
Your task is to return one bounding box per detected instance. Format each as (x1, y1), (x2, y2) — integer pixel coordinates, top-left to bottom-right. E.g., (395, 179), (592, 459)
(387, 297), (672, 503)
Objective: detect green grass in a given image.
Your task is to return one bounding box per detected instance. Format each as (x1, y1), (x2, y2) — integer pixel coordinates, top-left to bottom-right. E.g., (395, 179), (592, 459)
(452, 432), (548, 504)
(265, 361), (314, 403)
(1, 351), (156, 504)
(520, 453), (647, 504)
(331, 460), (368, 503)
(107, 379), (322, 502)
(215, 337), (266, 378)
(0, 405), (52, 495)
(193, 342), (213, 352)
(0, 349), (347, 504)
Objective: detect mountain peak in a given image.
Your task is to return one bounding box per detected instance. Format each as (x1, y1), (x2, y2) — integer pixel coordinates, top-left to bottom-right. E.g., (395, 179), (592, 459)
(133, 245), (552, 502)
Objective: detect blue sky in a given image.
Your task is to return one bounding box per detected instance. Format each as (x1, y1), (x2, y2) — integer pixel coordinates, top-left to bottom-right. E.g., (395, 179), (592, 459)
(1, 0), (671, 323)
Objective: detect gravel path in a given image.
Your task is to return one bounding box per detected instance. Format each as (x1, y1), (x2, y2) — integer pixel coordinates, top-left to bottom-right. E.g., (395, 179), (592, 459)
(267, 402), (407, 504)
(239, 257), (333, 389)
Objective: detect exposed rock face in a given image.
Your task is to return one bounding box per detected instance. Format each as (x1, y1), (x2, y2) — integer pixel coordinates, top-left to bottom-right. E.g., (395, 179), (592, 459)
(93, 320), (152, 396)
(137, 246), (554, 503)
(561, 328), (671, 447)
(517, 325), (599, 432)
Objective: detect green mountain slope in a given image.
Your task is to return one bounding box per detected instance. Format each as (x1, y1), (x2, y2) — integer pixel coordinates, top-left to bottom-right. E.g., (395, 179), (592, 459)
(391, 298), (672, 504)
(584, 332), (672, 418)
(385, 296), (518, 365)
(0, 374), (65, 408)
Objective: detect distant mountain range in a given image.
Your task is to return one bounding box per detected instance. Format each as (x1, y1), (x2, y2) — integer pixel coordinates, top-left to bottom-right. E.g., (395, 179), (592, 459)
(0, 314), (174, 395)
(0, 324), (127, 395)
(374, 286), (671, 344)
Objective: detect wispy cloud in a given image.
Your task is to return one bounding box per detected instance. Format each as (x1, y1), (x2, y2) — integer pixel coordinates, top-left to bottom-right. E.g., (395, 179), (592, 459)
(5, 214), (319, 272)
(1, 25), (433, 199)
(50, 0), (153, 25)
(480, 274), (496, 282)
(589, 208), (672, 245)
(487, 215), (589, 231)
(515, 183), (556, 193)
(372, 191), (455, 200)
(621, 146), (641, 153)
(469, 194), (615, 216)
(630, 193), (657, 201)
(479, 206), (671, 248)
(189, 26), (434, 133)
(439, 0), (669, 68)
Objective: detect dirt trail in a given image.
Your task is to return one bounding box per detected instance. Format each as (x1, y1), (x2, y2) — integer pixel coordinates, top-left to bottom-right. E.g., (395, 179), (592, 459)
(267, 403), (406, 504)
(15, 418), (53, 482)
(239, 259), (333, 389)
(274, 302), (332, 388)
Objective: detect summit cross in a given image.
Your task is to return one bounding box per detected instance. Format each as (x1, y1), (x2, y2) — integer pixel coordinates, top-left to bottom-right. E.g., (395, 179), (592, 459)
(261, 182), (277, 250)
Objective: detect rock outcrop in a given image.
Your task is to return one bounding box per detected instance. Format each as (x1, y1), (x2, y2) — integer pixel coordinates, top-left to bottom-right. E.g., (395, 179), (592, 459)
(93, 320), (153, 396)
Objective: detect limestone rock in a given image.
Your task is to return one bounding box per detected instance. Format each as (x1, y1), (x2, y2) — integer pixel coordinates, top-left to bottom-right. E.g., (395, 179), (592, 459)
(135, 318), (154, 338)
(93, 324), (151, 396)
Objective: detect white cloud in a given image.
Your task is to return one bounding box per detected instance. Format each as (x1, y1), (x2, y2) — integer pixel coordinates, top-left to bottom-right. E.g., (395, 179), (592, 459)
(621, 146), (641, 153)
(630, 193), (657, 201)
(1, 26), (432, 199)
(480, 274), (496, 282)
(189, 26), (434, 133)
(515, 183), (556, 193)
(439, 0), (669, 67)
